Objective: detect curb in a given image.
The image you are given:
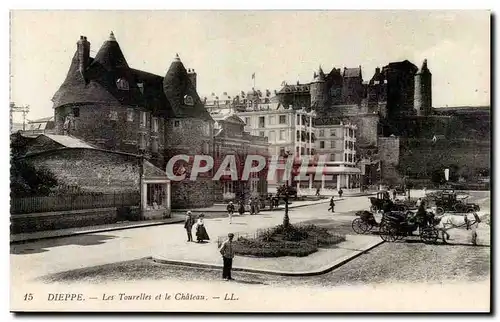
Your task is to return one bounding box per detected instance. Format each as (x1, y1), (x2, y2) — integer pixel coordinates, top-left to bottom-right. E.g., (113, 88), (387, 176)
(10, 218), (185, 244)
(151, 239), (385, 277)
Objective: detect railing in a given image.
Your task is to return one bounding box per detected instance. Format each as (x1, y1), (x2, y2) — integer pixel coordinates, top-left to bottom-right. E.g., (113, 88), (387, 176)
(11, 192), (141, 214)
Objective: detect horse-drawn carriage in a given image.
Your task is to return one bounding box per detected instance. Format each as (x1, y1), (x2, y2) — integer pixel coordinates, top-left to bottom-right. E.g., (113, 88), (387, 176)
(352, 209), (440, 244)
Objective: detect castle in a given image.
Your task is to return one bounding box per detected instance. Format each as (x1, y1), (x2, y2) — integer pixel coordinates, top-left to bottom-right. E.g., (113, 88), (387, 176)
(277, 59), (490, 186)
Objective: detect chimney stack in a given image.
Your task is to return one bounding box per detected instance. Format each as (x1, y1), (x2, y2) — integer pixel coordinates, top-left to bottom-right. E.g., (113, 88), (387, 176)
(77, 35), (90, 78)
(187, 68), (197, 90)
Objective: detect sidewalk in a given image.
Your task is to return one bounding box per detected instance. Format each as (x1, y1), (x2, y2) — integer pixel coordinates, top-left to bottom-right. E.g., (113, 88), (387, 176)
(152, 234), (383, 276)
(10, 196), (349, 244)
(10, 216), (185, 244)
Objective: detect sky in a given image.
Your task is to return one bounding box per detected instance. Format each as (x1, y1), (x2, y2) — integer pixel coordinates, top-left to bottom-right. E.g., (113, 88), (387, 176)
(10, 10), (491, 121)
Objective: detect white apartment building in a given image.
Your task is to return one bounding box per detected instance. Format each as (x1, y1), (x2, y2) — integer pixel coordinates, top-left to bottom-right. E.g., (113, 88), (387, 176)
(313, 122), (361, 193)
(204, 90), (362, 194)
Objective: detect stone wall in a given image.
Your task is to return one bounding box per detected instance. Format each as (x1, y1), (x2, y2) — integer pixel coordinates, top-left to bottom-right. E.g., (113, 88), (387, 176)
(399, 138), (490, 177)
(54, 104), (166, 166)
(25, 149), (141, 193)
(11, 207), (119, 233)
(378, 136), (401, 184)
(165, 117), (215, 207)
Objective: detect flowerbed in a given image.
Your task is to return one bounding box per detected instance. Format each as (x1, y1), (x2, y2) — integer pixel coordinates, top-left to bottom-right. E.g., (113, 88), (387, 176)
(232, 224), (346, 257)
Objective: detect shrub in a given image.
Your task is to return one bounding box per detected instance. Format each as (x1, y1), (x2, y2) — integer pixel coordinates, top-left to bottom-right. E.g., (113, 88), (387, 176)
(233, 223), (346, 258)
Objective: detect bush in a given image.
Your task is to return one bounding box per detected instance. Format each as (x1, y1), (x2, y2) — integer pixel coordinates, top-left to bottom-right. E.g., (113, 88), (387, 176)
(233, 237), (317, 257)
(232, 223), (346, 258)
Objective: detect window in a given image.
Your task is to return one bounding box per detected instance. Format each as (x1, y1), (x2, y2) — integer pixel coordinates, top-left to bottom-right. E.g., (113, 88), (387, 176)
(223, 181), (234, 194)
(152, 117), (159, 132)
(116, 78), (129, 90)
(269, 115), (275, 125)
(279, 130), (286, 141)
(259, 116), (265, 128)
(259, 131), (265, 137)
(151, 137), (158, 153)
(349, 141), (354, 149)
(348, 154), (353, 162)
(109, 110), (118, 121)
(139, 133), (147, 150)
(344, 153), (347, 162)
(279, 115), (287, 124)
(269, 130), (275, 141)
(320, 141), (325, 149)
(330, 129), (336, 137)
(345, 141), (348, 149)
(174, 120), (180, 128)
(72, 107), (80, 117)
(330, 140), (335, 148)
(330, 154), (336, 161)
(279, 147), (286, 157)
(301, 147), (305, 155)
(319, 129), (324, 137)
(127, 109), (134, 122)
(140, 111), (147, 127)
(202, 142), (210, 154)
(296, 131), (301, 141)
(184, 95), (194, 106)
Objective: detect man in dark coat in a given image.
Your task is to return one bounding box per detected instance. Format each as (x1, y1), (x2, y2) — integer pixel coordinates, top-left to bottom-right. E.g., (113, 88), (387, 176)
(184, 211), (195, 242)
(328, 197), (335, 213)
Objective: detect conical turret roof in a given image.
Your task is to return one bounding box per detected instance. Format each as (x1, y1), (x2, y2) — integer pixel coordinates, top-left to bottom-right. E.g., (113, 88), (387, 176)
(163, 54), (212, 120)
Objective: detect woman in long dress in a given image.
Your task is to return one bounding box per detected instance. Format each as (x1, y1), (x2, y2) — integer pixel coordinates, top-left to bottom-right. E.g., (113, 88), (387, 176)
(196, 214), (210, 243)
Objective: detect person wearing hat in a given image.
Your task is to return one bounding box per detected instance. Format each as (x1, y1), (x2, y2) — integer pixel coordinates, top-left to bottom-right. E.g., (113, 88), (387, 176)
(183, 211), (195, 242)
(227, 201), (235, 224)
(195, 213), (210, 243)
(219, 233), (235, 281)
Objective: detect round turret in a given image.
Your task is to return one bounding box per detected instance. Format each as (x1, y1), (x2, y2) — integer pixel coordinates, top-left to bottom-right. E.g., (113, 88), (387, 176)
(414, 59), (432, 116)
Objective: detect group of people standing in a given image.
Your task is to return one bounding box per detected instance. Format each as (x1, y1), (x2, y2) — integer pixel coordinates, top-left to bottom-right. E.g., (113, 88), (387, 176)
(183, 210), (236, 281)
(183, 211), (210, 243)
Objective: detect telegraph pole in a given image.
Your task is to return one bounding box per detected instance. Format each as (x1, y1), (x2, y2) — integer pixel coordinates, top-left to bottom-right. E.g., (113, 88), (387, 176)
(10, 102), (30, 132)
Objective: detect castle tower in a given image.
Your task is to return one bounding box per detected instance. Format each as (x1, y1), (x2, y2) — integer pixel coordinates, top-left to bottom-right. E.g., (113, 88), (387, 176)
(414, 59), (432, 116)
(310, 65), (327, 110)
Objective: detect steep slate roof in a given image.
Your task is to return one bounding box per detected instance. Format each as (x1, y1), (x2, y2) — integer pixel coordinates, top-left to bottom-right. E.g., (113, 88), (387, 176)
(52, 33), (211, 121)
(343, 67), (362, 78)
(163, 54), (212, 121)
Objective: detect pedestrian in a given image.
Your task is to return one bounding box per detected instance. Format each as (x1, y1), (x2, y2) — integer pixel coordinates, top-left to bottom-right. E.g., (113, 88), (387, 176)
(392, 188), (397, 200)
(338, 188), (343, 198)
(315, 187), (321, 196)
(328, 197), (335, 213)
(250, 198), (256, 215)
(183, 211), (195, 242)
(416, 198), (422, 209)
(227, 201), (235, 224)
(195, 214), (210, 243)
(219, 233), (235, 281)
(238, 200), (245, 215)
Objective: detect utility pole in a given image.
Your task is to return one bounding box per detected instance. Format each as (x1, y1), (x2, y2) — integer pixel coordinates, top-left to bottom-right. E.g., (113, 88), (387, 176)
(10, 102), (30, 132)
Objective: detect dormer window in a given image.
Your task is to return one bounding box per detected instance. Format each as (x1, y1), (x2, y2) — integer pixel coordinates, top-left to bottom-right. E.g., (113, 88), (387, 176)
(184, 95), (194, 106)
(137, 83), (144, 94)
(116, 78), (129, 90)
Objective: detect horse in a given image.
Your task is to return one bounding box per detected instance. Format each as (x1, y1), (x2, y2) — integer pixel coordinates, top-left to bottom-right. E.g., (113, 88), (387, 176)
(434, 212), (481, 244)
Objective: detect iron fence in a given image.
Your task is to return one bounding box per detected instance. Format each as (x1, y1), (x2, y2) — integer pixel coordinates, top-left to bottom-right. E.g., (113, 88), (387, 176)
(11, 192), (141, 214)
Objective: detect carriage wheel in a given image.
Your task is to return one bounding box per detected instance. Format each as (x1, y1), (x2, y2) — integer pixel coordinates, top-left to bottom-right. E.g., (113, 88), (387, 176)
(379, 223), (397, 242)
(436, 207), (444, 215)
(352, 218), (369, 234)
(420, 227), (439, 244)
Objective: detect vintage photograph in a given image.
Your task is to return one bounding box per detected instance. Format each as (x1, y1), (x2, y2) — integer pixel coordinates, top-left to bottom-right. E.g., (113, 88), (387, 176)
(9, 10), (491, 312)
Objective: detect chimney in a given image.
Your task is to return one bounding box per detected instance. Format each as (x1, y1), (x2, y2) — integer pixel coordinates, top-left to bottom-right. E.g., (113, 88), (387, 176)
(77, 35), (90, 77)
(375, 67), (380, 74)
(187, 68), (197, 90)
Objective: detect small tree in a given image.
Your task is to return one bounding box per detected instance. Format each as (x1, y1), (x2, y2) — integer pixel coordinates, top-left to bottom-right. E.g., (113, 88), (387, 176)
(10, 160), (59, 197)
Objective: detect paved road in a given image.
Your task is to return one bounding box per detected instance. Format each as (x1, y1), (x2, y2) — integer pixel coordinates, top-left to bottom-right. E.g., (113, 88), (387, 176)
(39, 191), (490, 289)
(12, 191), (490, 288)
(10, 194), (371, 285)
